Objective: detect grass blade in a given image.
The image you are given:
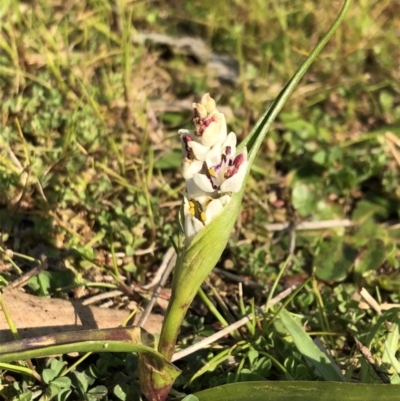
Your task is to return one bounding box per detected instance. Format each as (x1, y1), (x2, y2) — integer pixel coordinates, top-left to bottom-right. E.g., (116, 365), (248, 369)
(279, 309), (343, 381)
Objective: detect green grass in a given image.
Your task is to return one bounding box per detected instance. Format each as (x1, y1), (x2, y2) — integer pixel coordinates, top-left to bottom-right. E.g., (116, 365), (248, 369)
(1, 0), (400, 399)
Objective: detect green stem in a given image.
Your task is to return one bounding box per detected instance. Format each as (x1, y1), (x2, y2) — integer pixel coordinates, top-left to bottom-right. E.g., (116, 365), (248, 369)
(157, 288), (188, 361)
(198, 287), (229, 327)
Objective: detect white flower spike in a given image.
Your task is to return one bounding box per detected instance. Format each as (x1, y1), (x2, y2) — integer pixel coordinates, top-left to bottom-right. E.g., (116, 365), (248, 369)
(180, 94), (248, 246)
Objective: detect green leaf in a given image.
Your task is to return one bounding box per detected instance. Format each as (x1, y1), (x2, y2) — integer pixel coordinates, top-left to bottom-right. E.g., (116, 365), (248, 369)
(314, 237), (357, 281)
(47, 382), (63, 398)
(42, 368), (57, 384)
(237, 369), (267, 382)
(15, 392), (33, 401)
(72, 371), (89, 394)
(28, 271), (52, 296)
(50, 358), (67, 376)
(51, 377), (72, 389)
(291, 182), (319, 217)
(56, 388), (72, 401)
(113, 384), (131, 401)
(87, 385), (108, 397)
(354, 239), (386, 276)
(352, 200), (390, 223)
(279, 309), (343, 381)
(312, 150), (327, 165)
(193, 381), (400, 401)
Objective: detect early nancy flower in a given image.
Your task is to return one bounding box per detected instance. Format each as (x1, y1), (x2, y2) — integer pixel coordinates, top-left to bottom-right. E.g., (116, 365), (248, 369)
(180, 94), (248, 246)
(182, 193), (231, 246)
(191, 132), (248, 195)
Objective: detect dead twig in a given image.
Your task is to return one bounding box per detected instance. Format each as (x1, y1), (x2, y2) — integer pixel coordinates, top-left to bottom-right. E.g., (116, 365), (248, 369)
(265, 219), (354, 232)
(6, 253), (48, 290)
(137, 247), (176, 328)
(81, 290), (124, 306)
(214, 267), (265, 290)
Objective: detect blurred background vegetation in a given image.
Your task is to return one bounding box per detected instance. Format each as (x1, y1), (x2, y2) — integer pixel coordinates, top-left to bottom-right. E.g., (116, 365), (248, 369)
(1, 0), (400, 399)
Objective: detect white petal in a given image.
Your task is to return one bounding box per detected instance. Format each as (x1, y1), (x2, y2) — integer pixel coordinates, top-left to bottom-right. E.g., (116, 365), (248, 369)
(184, 215), (204, 246)
(201, 93), (216, 113)
(193, 103), (207, 118)
(220, 161), (248, 193)
(182, 159), (203, 179)
(193, 173), (214, 193)
(188, 141), (210, 161)
(201, 112), (227, 147)
(183, 194), (191, 214)
(218, 194), (231, 206)
(204, 198), (224, 224)
(241, 147), (248, 159)
(215, 113), (227, 144)
(201, 120), (221, 147)
(222, 132), (237, 155)
(205, 143), (223, 166)
(183, 195), (205, 246)
(186, 178), (208, 198)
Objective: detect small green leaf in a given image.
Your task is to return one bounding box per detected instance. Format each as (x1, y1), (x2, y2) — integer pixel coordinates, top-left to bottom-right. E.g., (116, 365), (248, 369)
(354, 239), (386, 276)
(379, 91), (394, 113)
(352, 200), (390, 222)
(113, 384), (130, 401)
(56, 388), (72, 401)
(50, 358), (66, 376)
(248, 349), (259, 367)
(47, 382), (63, 398)
(87, 385), (108, 398)
(312, 150), (327, 165)
(72, 371), (89, 393)
(51, 377), (72, 389)
(292, 183), (319, 217)
(42, 368), (57, 384)
(15, 392), (33, 401)
(314, 237), (357, 281)
(279, 309), (344, 381)
(238, 369), (266, 382)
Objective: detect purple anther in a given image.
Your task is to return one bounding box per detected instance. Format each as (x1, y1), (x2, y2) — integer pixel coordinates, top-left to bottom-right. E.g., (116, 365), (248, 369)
(198, 116), (216, 135)
(182, 135), (194, 157)
(224, 154), (244, 179)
